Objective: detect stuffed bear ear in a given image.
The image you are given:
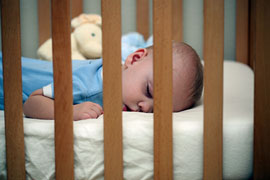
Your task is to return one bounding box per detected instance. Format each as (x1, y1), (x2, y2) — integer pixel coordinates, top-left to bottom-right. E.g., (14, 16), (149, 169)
(71, 14), (102, 29)
(86, 14), (102, 27)
(71, 14), (84, 29)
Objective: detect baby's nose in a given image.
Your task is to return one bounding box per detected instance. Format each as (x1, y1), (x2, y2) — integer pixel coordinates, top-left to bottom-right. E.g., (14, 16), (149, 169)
(138, 101), (153, 113)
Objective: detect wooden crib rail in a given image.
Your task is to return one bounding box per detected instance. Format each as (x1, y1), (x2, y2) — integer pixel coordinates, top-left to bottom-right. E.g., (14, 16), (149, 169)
(71, 0), (83, 20)
(172, 0), (183, 42)
(137, 0), (150, 40)
(203, 0), (224, 179)
(136, 0), (183, 42)
(51, 0), (74, 179)
(102, 0), (123, 179)
(38, 0), (51, 46)
(38, 0), (83, 46)
(236, 0), (249, 65)
(1, 0), (26, 179)
(153, 0), (173, 179)
(253, 0), (270, 178)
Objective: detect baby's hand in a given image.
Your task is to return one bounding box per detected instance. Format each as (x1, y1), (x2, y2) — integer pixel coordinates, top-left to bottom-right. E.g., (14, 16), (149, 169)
(73, 102), (103, 120)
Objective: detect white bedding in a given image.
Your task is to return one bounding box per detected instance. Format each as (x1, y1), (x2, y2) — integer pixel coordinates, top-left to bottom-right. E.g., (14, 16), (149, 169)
(0, 61), (253, 180)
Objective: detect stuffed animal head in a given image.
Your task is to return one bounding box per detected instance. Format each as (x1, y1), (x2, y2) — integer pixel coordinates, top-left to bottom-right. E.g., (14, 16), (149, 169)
(71, 14), (102, 59)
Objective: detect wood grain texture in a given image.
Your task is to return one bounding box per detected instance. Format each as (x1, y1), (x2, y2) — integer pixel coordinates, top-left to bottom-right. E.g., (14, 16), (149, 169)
(136, 0), (150, 40)
(71, 0), (83, 19)
(203, 0), (224, 179)
(253, 0), (270, 179)
(172, 0), (183, 42)
(51, 0), (74, 179)
(102, 0), (123, 179)
(153, 0), (173, 179)
(38, 0), (51, 46)
(1, 0), (26, 179)
(236, 0), (249, 65)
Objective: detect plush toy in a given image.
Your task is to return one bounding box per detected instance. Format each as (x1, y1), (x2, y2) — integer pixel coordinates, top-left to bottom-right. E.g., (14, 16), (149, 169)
(37, 14), (102, 60)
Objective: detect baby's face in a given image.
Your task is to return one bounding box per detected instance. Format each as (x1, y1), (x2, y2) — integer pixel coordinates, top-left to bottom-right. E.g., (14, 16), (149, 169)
(122, 53), (154, 112)
(122, 48), (192, 112)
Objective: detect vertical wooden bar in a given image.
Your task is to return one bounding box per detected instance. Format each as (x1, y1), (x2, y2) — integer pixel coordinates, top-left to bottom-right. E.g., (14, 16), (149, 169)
(38, 0), (51, 46)
(236, 0), (249, 65)
(71, 0), (83, 19)
(153, 0), (173, 179)
(51, 0), (74, 179)
(172, 0), (183, 42)
(102, 0), (123, 179)
(203, 0), (224, 179)
(253, 0), (270, 179)
(1, 0), (26, 179)
(249, 0), (256, 69)
(137, 0), (149, 40)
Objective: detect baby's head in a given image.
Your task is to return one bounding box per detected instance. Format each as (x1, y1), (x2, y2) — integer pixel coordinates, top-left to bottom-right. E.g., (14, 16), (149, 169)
(122, 41), (203, 112)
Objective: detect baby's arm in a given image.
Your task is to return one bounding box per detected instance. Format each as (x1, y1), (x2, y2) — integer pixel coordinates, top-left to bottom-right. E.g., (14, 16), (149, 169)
(23, 89), (103, 120)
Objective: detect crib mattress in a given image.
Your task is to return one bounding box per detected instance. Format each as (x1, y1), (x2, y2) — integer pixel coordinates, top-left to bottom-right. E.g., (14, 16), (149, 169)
(0, 61), (253, 180)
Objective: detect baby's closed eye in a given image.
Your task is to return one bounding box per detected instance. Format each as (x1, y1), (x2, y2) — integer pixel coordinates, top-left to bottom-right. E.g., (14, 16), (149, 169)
(146, 83), (152, 98)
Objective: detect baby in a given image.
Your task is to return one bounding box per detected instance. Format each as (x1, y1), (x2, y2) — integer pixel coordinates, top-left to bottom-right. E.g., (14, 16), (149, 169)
(0, 42), (203, 120)
(122, 42), (203, 113)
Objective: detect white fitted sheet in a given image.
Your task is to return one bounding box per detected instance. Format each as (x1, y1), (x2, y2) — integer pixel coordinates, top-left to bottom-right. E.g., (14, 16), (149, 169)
(0, 61), (253, 179)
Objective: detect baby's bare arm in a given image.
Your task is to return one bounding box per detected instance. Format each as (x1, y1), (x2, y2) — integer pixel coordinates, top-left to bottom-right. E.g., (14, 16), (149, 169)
(23, 89), (103, 120)
(23, 89), (54, 119)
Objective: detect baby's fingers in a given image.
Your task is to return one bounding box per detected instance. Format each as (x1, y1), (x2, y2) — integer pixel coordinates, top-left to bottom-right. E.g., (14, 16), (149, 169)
(73, 102), (104, 120)
(92, 103), (103, 113)
(80, 109), (99, 120)
(89, 104), (103, 117)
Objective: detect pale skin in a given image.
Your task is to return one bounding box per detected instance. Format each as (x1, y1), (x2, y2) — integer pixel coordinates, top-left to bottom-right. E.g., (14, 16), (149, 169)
(23, 47), (194, 121)
(23, 89), (103, 120)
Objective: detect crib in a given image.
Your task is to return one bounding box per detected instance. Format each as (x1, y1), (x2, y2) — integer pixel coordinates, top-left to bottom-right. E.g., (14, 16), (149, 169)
(0, 0), (269, 179)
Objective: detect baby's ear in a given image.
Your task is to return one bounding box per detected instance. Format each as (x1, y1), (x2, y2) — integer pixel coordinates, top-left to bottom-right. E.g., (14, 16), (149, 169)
(124, 48), (148, 68)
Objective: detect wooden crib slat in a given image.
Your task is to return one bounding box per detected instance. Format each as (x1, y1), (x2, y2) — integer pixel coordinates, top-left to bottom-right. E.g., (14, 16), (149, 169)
(71, 0), (83, 19)
(203, 0), (224, 179)
(172, 0), (183, 42)
(153, 0), (173, 179)
(38, 0), (51, 46)
(249, 0), (256, 70)
(137, 0), (150, 40)
(1, 0), (26, 179)
(236, 0), (249, 65)
(38, 0), (82, 46)
(51, 0), (74, 179)
(254, 0), (270, 178)
(102, 0), (123, 179)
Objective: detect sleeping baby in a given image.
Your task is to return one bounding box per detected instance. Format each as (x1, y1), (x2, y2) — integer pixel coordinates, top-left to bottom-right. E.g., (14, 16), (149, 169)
(0, 41), (203, 120)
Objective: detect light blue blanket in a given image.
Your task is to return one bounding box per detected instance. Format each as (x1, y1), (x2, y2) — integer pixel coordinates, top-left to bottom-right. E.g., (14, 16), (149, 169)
(121, 32), (153, 62)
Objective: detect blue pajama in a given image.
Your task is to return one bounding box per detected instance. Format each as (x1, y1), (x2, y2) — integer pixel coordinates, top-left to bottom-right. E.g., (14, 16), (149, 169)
(0, 53), (103, 110)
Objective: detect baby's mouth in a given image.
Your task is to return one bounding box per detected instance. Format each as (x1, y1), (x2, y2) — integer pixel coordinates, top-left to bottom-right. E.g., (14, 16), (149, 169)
(122, 104), (131, 111)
